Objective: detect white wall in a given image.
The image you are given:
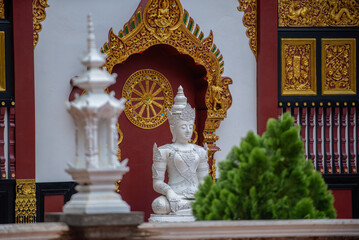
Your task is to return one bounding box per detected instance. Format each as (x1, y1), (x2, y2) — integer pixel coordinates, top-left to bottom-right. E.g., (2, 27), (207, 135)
(34, 0), (256, 182)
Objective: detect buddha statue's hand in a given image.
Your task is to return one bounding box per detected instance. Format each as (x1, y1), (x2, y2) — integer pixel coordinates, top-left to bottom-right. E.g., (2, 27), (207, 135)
(166, 189), (181, 202)
(166, 189), (181, 213)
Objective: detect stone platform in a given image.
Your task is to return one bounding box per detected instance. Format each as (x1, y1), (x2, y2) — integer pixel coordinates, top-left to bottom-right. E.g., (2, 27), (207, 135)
(1, 218), (359, 240)
(45, 212), (144, 240)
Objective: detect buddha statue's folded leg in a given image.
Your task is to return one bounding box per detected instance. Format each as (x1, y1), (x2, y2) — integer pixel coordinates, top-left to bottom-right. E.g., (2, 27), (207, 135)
(151, 195), (170, 215)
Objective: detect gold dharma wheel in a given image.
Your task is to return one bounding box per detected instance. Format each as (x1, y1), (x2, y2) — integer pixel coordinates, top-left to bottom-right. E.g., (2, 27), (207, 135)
(122, 69), (173, 129)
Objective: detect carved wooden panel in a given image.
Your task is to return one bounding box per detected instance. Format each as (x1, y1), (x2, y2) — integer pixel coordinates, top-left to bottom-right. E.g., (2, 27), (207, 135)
(279, 0), (359, 27)
(281, 38), (316, 95)
(322, 38), (356, 95)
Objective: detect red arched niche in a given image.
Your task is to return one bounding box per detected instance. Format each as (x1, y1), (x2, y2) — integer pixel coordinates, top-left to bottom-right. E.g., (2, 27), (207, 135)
(109, 44), (207, 221)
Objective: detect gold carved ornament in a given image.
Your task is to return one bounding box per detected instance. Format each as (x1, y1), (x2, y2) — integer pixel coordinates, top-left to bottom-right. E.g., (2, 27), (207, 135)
(15, 179), (36, 223)
(322, 38), (356, 95)
(0, 0), (4, 19)
(114, 122), (123, 193)
(237, 0), (257, 58)
(279, 0), (359, 27)
(281, 38), (317, 95)
(102, 0), (232, 181)
(122, 69), (173, 129)
(0, 31), (5, 91)
(33, 0), (49, 48)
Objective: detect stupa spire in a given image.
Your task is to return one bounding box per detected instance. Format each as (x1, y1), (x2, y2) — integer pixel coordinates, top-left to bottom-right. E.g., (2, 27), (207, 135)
(71, 13), (115, 92)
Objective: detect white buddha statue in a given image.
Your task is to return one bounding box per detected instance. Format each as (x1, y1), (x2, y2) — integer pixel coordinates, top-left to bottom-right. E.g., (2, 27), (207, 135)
(150, 86), (209, 221)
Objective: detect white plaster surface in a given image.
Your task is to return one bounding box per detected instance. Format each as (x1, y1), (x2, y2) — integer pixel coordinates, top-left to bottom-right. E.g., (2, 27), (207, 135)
(35, 0), (256, 182)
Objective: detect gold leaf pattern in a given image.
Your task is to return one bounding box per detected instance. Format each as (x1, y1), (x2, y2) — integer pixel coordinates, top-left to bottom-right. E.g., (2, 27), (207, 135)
(281, 39), (316, 95)
(33, 0), (49, 48)
(122, 69), (174, 129)
(279, 0), (359, 27)
(0, 0), (4, 19)
(322, 38), (356, 95)
(237, 0), (257, 58)
(15, 179), (36, 223)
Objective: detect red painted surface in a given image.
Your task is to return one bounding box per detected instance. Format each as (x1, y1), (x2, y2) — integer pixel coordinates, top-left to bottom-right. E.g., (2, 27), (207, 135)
(257, 0), (278, 135)
(331, 189), (353, 219)
(109, 44), (207, 221)
(12, 0), (35, 179)
(44, 195), (65, 214)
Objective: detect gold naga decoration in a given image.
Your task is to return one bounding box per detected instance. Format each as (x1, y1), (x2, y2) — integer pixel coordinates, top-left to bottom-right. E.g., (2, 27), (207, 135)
(322, 38), (356, 95)
(281, 38), (317, 95)
(0, 0), (4, 19)
(122, 69), (174, 129)
(102, 0), (232, 180)
(237, 0), (257, 58)
(15, 179), (37, 223)
(279, 0), (359, 27)
(33, 0), (49, 48)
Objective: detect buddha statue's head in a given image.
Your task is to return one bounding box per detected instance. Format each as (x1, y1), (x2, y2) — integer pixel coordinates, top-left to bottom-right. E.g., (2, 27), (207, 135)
(167, 86), (195, 144)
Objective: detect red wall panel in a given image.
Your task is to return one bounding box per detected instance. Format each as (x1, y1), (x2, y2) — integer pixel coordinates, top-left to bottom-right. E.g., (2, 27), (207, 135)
(12, 0), (35, 179)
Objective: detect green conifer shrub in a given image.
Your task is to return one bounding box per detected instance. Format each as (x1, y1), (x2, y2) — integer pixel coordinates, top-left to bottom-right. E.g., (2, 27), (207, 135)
(192, 113), (336, 220)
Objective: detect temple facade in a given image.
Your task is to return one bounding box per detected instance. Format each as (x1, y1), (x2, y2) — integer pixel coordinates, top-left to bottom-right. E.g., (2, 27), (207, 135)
(0, 0), (358, 224)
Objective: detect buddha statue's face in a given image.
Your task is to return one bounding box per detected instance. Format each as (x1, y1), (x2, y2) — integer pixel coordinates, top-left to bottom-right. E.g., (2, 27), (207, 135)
(171, 120), (194, 144)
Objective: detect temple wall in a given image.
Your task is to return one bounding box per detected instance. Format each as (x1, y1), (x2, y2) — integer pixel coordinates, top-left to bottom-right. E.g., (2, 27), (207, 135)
(34, 0), (256, 182)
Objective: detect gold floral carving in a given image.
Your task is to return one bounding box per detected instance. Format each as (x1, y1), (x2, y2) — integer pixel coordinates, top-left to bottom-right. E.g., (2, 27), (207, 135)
(279, 0), (359, 27)
(122, 69), (174, 129)
(102, 0), (232, 180)
(281, 38), (316, 95)
(237, 0), (257, 58)
(322, 38), (356, 95)
(33, 0), (49, 48)
(0, 0), (4, 19)
(15, 179), (36, 223)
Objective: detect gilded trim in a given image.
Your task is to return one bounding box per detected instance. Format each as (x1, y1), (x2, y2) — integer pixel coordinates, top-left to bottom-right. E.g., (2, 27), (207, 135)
(322, 38), (356, 95)
(33, 0), (49, 48)
(237, 0), (257, 58)
(0, 0), (4, 19)
(279, 0), (359, 27)
(102, 0), (232, 180)
(0, 31), (5, 91)
(281, 38), (317, 95)
(15, 179), (36, 223)
(117, 122), (123, 161)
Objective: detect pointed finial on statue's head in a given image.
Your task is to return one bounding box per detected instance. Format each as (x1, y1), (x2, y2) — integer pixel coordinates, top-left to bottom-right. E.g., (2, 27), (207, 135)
(171, 85), (187, 115)
(167, 86), (195, 126)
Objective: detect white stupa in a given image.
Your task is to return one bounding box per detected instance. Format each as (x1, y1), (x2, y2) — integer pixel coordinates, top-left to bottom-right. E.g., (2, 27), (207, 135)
(63, 14), (130, 214)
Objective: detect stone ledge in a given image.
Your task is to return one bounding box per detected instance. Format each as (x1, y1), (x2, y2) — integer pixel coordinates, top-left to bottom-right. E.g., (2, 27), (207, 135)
(139, 219), (359, 239)
(46, 212), (144, 227)
(0, 222), (68, 240)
